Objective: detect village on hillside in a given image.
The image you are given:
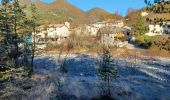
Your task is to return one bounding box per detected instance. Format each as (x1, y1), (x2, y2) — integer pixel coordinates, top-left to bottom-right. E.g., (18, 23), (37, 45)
(33, 10), (170, 50)
(0, 0), (170, 100)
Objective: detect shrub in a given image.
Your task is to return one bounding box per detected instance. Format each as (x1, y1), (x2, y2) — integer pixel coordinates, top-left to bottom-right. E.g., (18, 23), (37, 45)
(153, 36), (170, 52)
(0, 66), (29, 82)
(135, 35), (154, 49)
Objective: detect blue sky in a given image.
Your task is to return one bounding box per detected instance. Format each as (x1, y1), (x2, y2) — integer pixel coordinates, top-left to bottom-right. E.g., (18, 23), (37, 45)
(0, 0), (147, 16)
(42, 0), (147, 16)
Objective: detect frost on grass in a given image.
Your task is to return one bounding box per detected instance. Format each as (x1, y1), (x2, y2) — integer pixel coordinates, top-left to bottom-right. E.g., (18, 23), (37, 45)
(1, 54), (170, 100)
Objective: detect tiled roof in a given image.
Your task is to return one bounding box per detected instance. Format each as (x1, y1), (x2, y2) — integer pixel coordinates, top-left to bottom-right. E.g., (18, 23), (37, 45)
(98, 27), (122, 34)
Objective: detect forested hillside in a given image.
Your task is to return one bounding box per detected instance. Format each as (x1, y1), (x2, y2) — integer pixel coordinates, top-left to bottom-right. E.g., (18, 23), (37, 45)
(21, 0), (123, 27)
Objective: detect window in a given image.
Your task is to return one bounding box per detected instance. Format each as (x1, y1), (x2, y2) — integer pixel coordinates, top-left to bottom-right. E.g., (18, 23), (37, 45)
(168, 25), (170, 28)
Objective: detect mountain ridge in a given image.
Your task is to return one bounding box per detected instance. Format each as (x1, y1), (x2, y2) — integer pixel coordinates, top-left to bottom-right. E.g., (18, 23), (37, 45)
(20, 0), (122, 27)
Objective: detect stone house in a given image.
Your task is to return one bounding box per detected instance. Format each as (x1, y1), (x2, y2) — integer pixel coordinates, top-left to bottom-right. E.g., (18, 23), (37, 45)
(74, 20), (124, 36)
(113, 20), (124, 28)
(47, 22), (70, 38)
(35, 22), (71, 43)
(33, 22), (71, 49)
(97, 27), (128, 47)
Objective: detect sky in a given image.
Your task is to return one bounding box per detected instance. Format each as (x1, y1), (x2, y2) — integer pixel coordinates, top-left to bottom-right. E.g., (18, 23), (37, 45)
(0, 0), (147, 16)
(42, 0), (147, 16)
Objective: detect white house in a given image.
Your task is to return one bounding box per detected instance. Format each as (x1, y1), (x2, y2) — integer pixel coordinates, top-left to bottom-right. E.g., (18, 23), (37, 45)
(92, 20), (124, 28)
(32, 22), (71, 49)
(74, 24), (100, 36)
(141, 12), (149, 17)
(113, 20), (124, 28)
(145, 21), (170, 36)
(47, 22), (70, 38)
(86, 25), (100, 36)
(92, 22), (107, 28)
(146, 24), (164, 36)
(74, 20), (124, 36)
(34, 22), (71, 45)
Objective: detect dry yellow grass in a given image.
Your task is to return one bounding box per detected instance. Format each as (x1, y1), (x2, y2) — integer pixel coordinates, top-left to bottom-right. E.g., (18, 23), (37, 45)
(37, 45), (170, 58)
(148, 13), (170, 20)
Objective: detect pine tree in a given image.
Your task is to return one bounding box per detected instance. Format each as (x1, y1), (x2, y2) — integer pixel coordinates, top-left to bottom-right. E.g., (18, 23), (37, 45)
(99, 47), (117, 97)
(0, 0), (17, 65)
(0, 0), (33, 68)
(12, 0), (27, 66)
(30, 3), (39, 74)
(23, 3), (40, 74)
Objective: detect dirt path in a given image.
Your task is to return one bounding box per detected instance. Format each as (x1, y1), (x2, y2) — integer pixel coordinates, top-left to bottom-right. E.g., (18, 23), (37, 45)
(126, 43), (145, 50)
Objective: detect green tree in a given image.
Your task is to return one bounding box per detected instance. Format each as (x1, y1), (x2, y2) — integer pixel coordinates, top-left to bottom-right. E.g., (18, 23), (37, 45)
(132, 15), (149, 36)
(0, 0), (37, 74)
(99, 47), (117, 98)
(0, 0), (13, 60)
(24, 3), (39, 74)
(0, 0), (27, 66)
(12, 0), (27, 65)
(0, 0), (33, 80)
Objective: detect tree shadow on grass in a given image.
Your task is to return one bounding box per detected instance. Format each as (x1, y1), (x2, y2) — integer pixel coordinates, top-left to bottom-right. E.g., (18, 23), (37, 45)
(31, 54), (170, 100)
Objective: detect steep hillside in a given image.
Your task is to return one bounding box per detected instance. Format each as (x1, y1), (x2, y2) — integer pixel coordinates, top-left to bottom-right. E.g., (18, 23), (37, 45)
(146, 4), (170, 20)
(87, 8), (110, 23)
(21, 0), (123, 27)
(106, 13), (124, 22)
(148, 13), (170, 20)
(32, 0), (87, 27)
(19, 0), (32, 5)
(125, 9), (142, 26)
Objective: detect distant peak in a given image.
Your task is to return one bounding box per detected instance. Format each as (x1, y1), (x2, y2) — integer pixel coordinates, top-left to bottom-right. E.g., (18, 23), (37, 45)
(34, 0), (68, 4)
(56, 0), (67, 2)
(91, 8), (103, 10)
(88, 7), (110, 14)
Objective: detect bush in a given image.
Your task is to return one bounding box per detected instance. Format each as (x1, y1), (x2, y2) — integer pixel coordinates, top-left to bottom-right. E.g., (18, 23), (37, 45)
(135, 35), (154, 49)
(0, 66), (29, 82)
(153, 36), (170, 52)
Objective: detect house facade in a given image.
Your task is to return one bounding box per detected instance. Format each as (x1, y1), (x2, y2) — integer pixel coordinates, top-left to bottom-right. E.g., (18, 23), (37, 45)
(74, 20), (124, 36)
(33, 22), (71, 49)
(146, 21), (170, 36)
(35, 22), (71, 42)
(47, 22), (70, 38)
(97, 27), (128, 47)
(141, 12), (149, 17)
(146, 24), (164, 36)
(113, 20), (124, 28)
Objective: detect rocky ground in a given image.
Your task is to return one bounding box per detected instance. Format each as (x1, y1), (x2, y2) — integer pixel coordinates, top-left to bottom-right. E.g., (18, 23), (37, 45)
(0, 53), (170, 100)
